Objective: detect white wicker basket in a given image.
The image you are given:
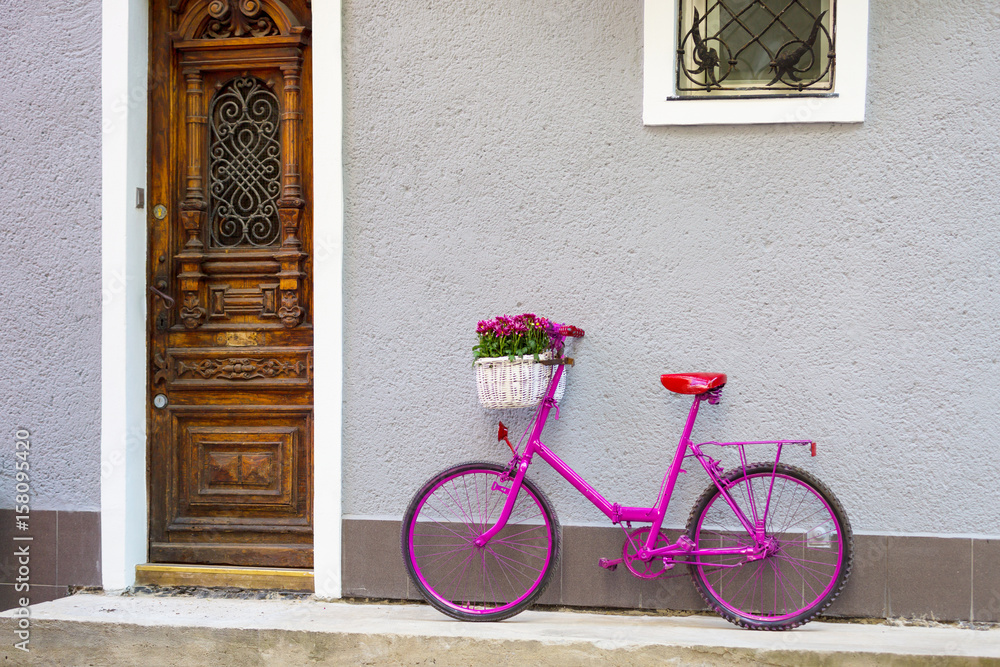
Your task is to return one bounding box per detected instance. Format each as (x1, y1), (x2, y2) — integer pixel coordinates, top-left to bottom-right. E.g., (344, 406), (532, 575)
(475, 352), (566, 409)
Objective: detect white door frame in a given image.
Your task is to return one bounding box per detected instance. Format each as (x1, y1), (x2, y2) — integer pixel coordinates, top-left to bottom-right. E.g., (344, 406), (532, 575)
(100, 0), (344, 597)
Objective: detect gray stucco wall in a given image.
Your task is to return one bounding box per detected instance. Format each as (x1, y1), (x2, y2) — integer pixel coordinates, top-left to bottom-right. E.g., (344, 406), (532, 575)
(0, 0), (102, 510)
(4, 0), (994, 533)
(342, 1), (1000, 535)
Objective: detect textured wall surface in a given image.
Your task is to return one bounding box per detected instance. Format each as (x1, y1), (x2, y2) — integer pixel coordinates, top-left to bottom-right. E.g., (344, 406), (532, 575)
(342, 1), (1000, 535)
(0, 0), (102, 510)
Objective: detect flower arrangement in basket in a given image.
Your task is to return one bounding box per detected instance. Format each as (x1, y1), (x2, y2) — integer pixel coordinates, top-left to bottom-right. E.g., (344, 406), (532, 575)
(473, 313), (567, 409)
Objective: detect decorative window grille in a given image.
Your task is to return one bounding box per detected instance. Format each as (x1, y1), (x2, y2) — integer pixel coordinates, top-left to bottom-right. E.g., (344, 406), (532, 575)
(208, 76), (282, 248)
(676, 0), (835, 95)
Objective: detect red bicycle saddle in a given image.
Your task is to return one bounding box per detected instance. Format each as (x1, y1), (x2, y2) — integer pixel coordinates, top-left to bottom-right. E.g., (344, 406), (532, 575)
(660, 373), (727, 394)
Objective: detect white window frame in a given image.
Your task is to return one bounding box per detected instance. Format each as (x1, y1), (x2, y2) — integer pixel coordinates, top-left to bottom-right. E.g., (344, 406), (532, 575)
(643, 0), (869, 125)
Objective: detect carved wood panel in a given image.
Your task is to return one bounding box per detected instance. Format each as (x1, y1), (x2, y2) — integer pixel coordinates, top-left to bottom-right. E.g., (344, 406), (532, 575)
(208, 282), (279, 320)
(147, 0), (313, 569)
(155, 346), (312, 387)
(153, 408), (312, 567)
(183, 423), (296, 506)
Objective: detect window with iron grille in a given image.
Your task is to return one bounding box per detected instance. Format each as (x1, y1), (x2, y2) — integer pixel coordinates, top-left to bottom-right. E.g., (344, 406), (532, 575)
(676, 0), (835, 96)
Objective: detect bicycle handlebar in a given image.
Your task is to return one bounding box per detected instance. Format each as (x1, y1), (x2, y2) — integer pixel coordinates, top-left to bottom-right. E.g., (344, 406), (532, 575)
(559, 325), (585, 338)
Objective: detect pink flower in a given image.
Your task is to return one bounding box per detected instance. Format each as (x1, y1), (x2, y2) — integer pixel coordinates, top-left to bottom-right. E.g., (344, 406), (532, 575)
(474, 312), (566, 360)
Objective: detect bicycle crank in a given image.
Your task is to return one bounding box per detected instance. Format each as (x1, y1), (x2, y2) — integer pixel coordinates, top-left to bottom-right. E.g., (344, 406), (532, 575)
(622, 527), (674, 579)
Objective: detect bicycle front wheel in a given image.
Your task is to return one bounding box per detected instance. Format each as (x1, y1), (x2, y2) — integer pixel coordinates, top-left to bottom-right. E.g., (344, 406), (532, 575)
(686, 463), (853, 630)
(401, 462), (559, 621)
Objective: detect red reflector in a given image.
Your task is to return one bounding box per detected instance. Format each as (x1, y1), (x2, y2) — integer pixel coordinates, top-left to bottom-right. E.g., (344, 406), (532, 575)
(811, 441), (817, 457)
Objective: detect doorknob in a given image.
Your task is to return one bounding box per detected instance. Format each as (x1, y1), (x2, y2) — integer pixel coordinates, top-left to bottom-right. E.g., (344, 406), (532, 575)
(149, 285), (175, 307)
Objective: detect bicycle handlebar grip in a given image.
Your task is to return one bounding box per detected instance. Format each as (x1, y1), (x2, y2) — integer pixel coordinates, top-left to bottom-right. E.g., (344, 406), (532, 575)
(559, 325), (585, 338)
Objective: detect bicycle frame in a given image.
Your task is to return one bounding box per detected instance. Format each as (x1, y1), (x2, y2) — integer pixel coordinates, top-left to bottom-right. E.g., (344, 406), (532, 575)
(474, 362), (814, 565)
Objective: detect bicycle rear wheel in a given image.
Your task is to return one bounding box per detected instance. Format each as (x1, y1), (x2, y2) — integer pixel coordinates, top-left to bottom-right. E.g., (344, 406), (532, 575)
(686, 463), (853, 630)
(401, 462), (559, 621)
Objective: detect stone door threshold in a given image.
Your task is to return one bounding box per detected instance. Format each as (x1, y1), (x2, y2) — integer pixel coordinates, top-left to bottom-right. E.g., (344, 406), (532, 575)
(135, 564), (314, 592)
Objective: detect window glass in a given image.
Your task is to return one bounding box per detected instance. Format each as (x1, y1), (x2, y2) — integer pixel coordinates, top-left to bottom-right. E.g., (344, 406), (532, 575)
(677, 0), (834, 95)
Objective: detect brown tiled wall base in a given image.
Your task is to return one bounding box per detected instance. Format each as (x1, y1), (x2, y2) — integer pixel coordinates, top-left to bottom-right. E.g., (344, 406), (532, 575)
(344, 519), (1000, 622)
(0, 510), (101, 612)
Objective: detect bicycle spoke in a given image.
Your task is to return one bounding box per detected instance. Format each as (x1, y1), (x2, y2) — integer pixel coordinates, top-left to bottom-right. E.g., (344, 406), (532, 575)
(460, 475), (479, 532)
(489, 541), (549, 562)
(490, 523), (546, 542)
(481, 549), (498, 609)
(417, 506), (478, 542)
(776, 552), (830, 596)
(441, 481), (479, 533)
(446, 549), (478, 604)
(488, 547), (545, 574)
(769, 556), (801, 611)
(487, 549), (522, 602)
(487, 548), (538, 594)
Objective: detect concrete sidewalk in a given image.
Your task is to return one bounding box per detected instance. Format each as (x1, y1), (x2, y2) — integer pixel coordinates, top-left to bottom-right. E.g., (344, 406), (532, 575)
(2, 593), (998, 666)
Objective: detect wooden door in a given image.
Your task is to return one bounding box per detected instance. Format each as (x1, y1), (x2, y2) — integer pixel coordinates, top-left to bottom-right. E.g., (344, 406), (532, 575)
(147, 0), (313, 568)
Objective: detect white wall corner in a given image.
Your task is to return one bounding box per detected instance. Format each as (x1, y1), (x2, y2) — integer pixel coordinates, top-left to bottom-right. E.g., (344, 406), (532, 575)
(643, 0), (869, 125)
(311, 0), (346, 600)
(100, 0), (149, 590)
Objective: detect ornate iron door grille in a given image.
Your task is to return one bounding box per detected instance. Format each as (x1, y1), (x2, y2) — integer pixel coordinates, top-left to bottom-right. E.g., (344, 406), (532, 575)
(676, 0), (835, 95)
(208, 75), (282, 248)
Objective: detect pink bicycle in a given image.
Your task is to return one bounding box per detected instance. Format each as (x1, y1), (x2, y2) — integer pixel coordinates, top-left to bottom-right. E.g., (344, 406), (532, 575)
(402, 326), (853, 630)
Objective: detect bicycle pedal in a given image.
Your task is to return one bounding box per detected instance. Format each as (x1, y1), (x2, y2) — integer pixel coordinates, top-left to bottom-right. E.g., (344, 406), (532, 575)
(674, 535), (695, 552)
(598, 557), (622, 571)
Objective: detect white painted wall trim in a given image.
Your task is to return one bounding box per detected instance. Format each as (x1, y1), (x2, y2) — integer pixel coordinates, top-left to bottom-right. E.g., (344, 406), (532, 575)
(101, 0), (344, 595)
(100, 0), (148, 590)
(312, 0), (345, 600)
(643, 0), (870, 125)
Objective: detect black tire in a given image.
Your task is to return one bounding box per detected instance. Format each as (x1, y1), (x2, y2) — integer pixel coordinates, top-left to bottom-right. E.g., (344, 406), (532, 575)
(401, 461), (560, 621)
(686, 462), (853, 630)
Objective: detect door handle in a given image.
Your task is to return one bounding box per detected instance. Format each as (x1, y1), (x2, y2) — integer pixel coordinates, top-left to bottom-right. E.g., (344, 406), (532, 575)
(149, 285), (175, 307)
